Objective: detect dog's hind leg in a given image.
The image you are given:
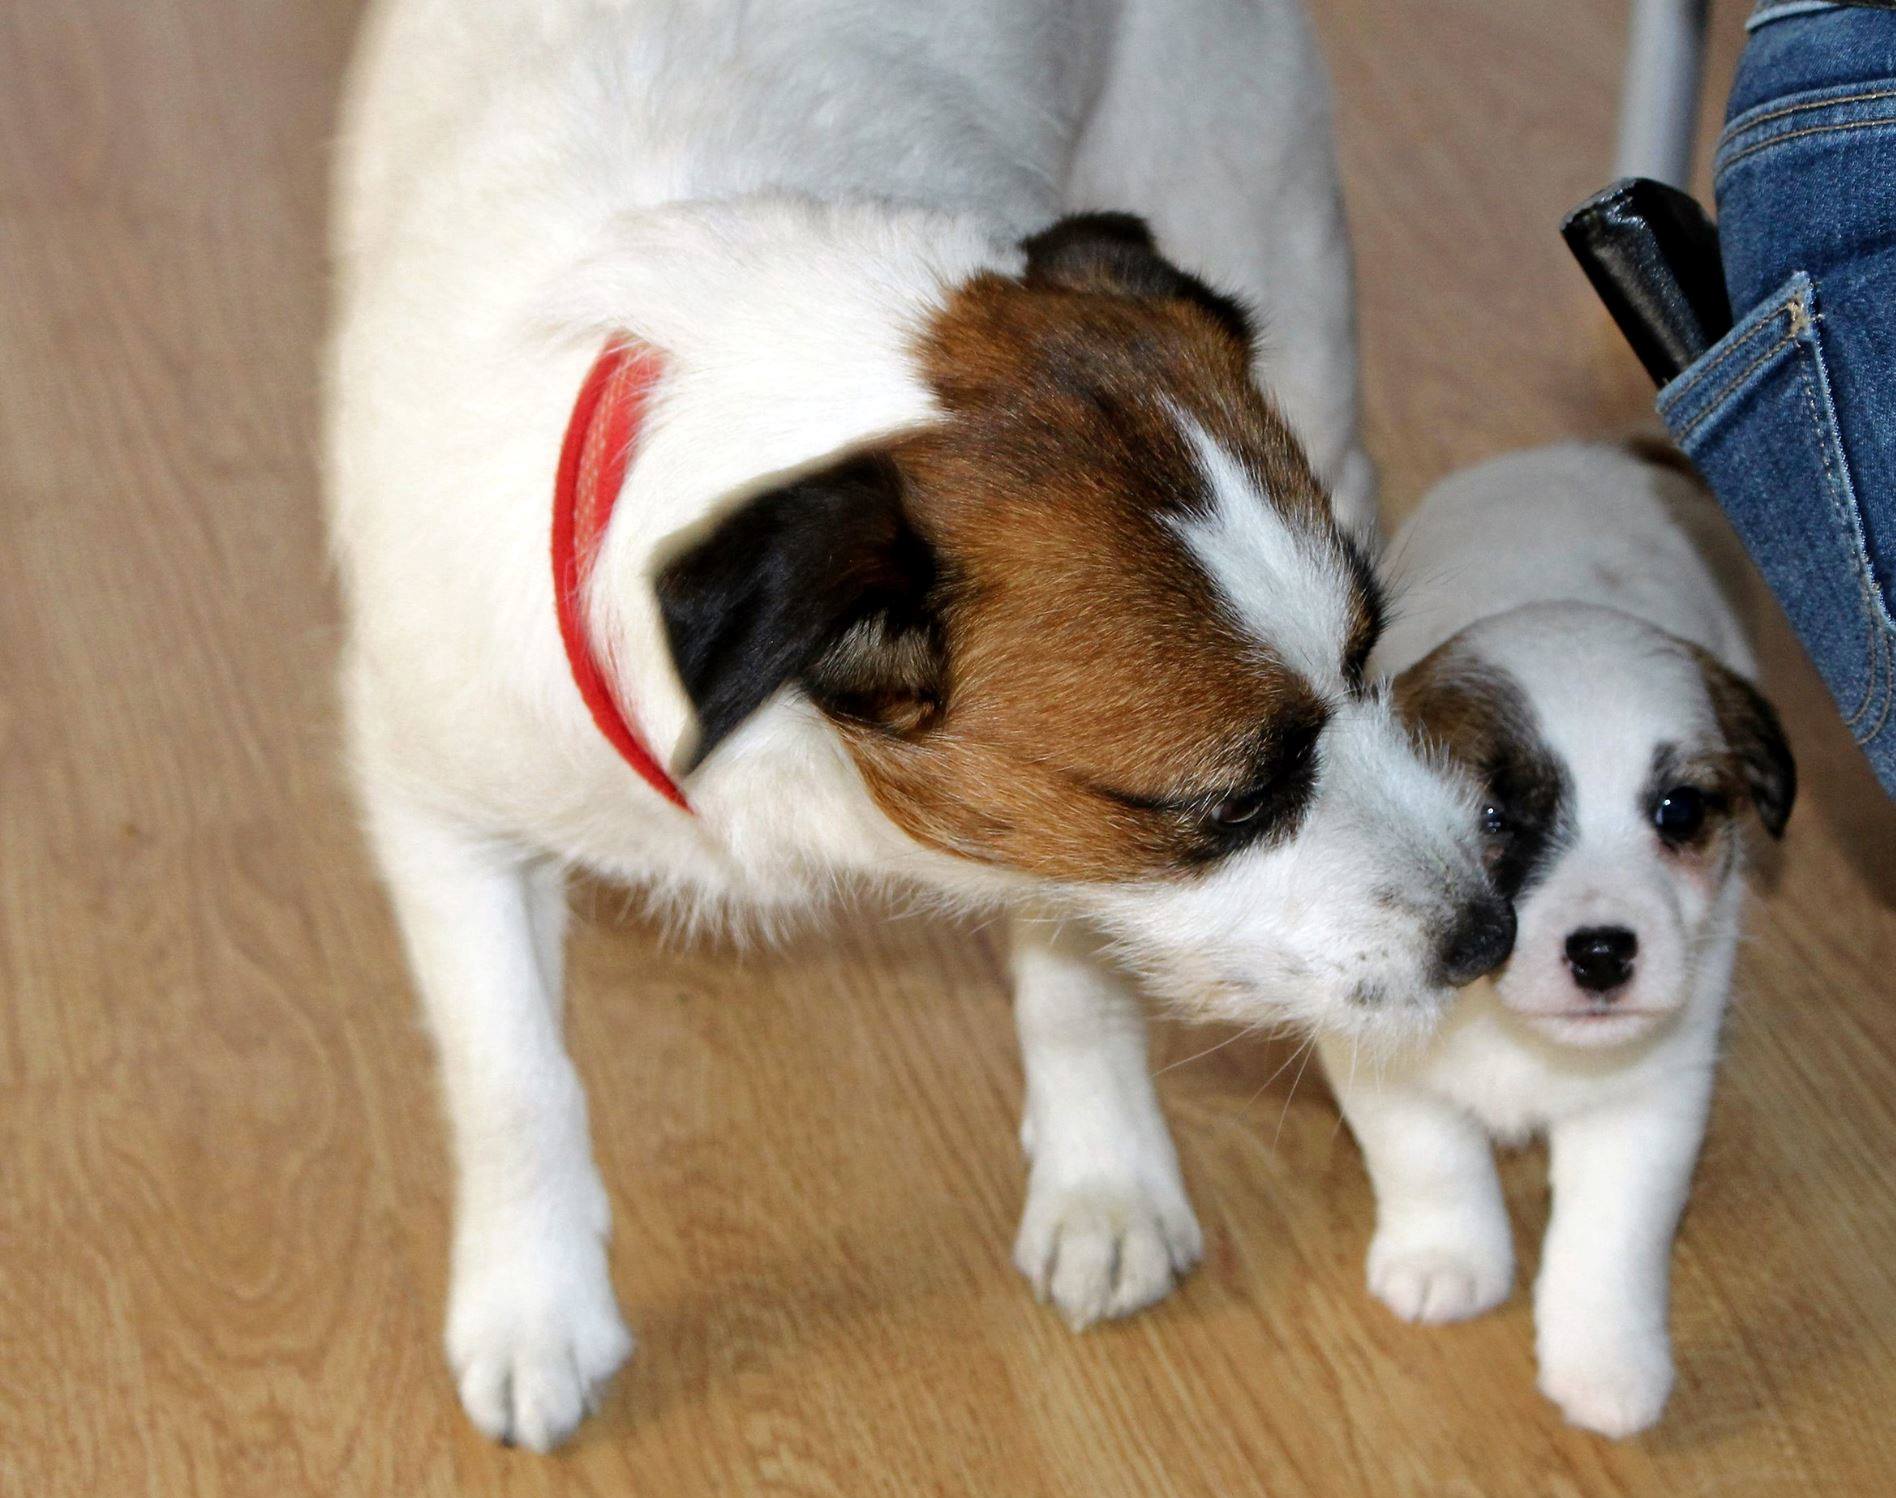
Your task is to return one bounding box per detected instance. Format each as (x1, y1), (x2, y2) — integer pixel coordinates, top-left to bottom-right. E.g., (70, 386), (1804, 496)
(363, 785), (632, 1451)
(1063, 0), (1378, 545)
(1009, 916), (1203, 1330)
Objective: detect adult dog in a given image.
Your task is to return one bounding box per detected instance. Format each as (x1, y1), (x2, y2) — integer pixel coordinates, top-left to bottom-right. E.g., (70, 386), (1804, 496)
(327, 0), (1509, 1448)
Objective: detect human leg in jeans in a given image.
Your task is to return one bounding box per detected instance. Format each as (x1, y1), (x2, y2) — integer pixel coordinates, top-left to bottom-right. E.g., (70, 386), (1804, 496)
(1655, 2), (1896, 794)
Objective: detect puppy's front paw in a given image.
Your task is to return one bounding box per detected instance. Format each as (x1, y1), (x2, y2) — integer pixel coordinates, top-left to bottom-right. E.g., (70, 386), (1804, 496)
(1367, 1224), (1512, 1325)
(1013, 1173), (1203, 1331)
(446, 1229), (634, 1451)
(1537, 1332), (1673, 1438)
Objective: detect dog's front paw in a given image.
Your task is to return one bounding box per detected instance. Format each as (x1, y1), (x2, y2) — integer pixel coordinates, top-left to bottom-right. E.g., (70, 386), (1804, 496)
(1013, 1171), (1203, 1331)
(446, 1228), (634, 1451)
(1537, 1329), (1673, 1438)
(1367, 1222), (1512, 1325)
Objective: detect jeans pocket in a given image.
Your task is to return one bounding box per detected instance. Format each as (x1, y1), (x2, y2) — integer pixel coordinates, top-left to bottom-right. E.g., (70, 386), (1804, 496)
(1745, 2), (1849, 32)
(1658, 272), (1896, 754)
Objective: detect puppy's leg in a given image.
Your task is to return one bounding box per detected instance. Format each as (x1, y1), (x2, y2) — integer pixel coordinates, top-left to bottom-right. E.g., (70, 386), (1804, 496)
(366, 787), (631, 1451)
(1327, 1059), (1514, 1323)
(1065, 0), (1378, 543)
(1535, 1074), (1712, 1438)
(1010, 918), (1202, 1330)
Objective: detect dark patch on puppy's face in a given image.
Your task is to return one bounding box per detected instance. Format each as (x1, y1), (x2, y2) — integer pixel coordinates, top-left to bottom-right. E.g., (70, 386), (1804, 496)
(1642, 741), (1740, 867)
(1393, 640), (1573, 899)
(1632, 650), (1794, 863)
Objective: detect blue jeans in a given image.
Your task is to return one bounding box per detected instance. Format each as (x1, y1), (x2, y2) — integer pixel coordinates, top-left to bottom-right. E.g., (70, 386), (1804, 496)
(1656, 1), (1896, 794)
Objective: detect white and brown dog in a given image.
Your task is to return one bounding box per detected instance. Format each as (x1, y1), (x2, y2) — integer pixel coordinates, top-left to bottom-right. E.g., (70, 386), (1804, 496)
(326, 0), (1514, 1450)
(1320, 442), (1795, 1437)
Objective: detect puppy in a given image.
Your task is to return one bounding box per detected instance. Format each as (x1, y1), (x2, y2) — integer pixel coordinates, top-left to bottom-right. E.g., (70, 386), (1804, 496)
(327, 0), (1511, 1449)
(1319, 442), (1795, 1437)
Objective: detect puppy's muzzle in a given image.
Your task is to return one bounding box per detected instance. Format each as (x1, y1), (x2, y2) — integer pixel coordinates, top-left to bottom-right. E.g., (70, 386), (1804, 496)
(1436, 894), (1517, 987)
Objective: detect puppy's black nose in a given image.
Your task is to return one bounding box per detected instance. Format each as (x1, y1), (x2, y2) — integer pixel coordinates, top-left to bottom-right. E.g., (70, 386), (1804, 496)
(1566, 926), (1637, 993)
(1437, 895), (1517, 986)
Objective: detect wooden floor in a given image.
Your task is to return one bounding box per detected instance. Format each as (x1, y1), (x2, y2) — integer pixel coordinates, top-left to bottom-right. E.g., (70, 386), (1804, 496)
(5, 1), (1894, 1493)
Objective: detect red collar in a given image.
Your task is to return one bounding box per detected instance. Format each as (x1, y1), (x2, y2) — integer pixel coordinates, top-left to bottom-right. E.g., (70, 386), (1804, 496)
(551, 339), (692, 813)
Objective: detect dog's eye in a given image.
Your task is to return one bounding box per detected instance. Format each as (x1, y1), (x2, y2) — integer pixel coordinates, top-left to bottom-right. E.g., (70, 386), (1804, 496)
(1210, 792), (1266, 828)
(1480, 803), (1508, 837)
(1653, 785), (1707, 842)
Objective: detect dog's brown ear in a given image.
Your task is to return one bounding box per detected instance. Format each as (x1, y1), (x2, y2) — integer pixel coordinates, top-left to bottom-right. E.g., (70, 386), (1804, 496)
(656, 453), (945, 771)
(1021, 212), (1253, 344)
(1690, 646), (1796, 837)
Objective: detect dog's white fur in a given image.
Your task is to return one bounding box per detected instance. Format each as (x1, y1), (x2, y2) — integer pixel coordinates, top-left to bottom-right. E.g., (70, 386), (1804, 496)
(1321, 443), (1778, 1437)
(327, 0), (1484, 1450)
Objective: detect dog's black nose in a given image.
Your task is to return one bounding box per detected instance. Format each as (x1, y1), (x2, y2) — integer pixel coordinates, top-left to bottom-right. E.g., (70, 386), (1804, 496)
(1437, 895), (1517, 986)
(1565, 926), (1637, 993)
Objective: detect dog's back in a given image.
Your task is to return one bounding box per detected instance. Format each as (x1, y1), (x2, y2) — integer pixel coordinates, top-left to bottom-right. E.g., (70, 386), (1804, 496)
(1376, 442), (1756, 680)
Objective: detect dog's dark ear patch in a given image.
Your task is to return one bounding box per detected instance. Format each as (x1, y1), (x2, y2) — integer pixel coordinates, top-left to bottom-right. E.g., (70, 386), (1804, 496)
(1690, 646), (1796, 837)
(657, 454), (945, 770)
(1021, 212), (1254, 345)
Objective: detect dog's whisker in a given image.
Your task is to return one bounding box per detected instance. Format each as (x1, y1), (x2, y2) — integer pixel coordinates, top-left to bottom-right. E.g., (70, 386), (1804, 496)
(1241, 1032), (1315, 1119)
(1270, 1035), (1318, 1152)
(1152, 1020), (1264, 1077)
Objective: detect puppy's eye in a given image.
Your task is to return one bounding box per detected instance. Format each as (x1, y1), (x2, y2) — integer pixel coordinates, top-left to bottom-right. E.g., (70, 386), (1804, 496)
(1210, 792), (1266, 828)
(1654, 785), (1707, 841)
(1480, 803), (1508, 837)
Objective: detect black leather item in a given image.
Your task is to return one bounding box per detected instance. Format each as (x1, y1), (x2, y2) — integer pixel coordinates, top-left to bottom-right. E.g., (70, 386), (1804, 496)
(1561, 178), (1734, 387)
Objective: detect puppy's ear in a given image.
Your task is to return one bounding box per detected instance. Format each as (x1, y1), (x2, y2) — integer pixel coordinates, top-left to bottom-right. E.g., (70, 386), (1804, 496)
(1691, 646), (1796, 837)
(1021, 212), (1253, 344)
(656, 453), (945, 771)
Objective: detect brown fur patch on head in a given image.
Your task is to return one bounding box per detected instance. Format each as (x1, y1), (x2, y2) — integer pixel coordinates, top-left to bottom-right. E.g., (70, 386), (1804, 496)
(1393, 637), (1572, 898)
(1683, 644), (1796, 837)
(830, 255), (1355, 881)
(1642, 740), (1744, 878)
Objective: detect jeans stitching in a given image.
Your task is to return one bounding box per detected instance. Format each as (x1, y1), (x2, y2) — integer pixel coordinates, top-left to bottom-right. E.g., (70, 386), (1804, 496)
(1671, 276), (1896, 742)
(1719, 85), (1896, 148)
(1795, 328), (1888, 731)
(1715, 113), (1896, 187)
(1747, 0), (1851, 27)
(1867, 635), (1894, 745)
(1852, 581), (1892, 742)
(1812, 325), (1896, 741)
(1660, 303), (1793, 420)
(1807, 306), (1896, 642)
(1673, 329), (1797, 446)
(1862, 627), (1893, 745)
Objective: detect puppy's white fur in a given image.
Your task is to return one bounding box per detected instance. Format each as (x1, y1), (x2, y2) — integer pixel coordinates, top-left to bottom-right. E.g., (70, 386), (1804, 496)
(1322, 443), (1781, 1437)
(328, 0), (1459, 1450)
